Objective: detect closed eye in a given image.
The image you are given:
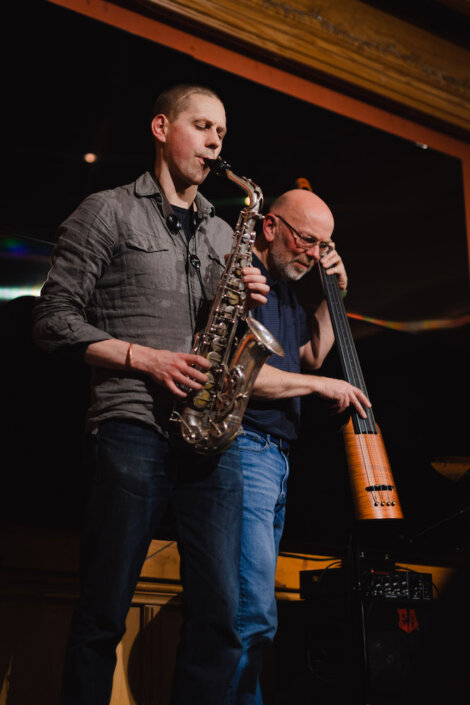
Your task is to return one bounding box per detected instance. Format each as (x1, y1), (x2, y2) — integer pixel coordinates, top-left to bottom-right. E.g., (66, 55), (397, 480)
(194, 121), (226, 139)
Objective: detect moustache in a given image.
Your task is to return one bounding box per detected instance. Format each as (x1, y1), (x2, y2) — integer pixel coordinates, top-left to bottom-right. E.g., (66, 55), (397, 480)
(291, 256), (315, 268)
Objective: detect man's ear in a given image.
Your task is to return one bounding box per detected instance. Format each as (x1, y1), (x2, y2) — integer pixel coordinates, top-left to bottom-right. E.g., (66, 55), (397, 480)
(151, 114), (169, 143)
(263, 213), (276, 243)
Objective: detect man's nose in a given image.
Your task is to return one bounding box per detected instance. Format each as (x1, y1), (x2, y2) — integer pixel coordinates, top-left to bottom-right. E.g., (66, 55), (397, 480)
(205, 127), (222, 149)
(305, 243), (322, 259)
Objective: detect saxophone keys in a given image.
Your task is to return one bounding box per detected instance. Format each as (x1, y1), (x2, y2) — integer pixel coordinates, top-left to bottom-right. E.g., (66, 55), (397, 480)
(225, 291), (240, 306)
(207, 351), (222, 365)
(210, 336), (225, 354)
(204, 371), (215, 390)
(192, 388), (211, 410)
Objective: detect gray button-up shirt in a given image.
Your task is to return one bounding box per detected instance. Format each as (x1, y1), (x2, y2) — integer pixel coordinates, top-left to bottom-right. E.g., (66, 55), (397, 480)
(33, 172), (234, 435)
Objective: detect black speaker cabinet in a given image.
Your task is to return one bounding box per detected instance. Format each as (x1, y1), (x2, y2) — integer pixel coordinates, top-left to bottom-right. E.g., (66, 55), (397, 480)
(267, 558), (470, 705)
(362, 600), (434, 704)
(266, 568), (435, 705)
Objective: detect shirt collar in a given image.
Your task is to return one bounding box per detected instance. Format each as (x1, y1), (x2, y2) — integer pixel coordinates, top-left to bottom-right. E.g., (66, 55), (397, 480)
(135, 171), (216, 219)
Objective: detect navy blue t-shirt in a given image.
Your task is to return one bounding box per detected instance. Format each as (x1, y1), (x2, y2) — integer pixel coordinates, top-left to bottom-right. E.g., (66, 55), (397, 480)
(243, 254), (310, 441)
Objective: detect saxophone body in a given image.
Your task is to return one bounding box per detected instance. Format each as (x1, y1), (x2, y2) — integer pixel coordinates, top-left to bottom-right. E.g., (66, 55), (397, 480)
(171, 157), (284, 454)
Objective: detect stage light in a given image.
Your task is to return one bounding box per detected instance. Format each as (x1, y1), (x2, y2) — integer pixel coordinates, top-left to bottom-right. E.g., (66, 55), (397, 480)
(0, 286), (43, 300)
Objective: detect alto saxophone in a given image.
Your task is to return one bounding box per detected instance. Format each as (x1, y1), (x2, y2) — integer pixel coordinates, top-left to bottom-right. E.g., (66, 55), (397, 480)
(171, 157), (284, 454)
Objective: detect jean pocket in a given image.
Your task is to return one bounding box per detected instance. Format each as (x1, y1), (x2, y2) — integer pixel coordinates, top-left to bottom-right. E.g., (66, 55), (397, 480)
(238, 431), (268, 452)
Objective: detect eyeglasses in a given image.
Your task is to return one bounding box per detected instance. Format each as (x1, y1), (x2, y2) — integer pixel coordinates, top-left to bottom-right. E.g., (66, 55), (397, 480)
(273, 214), (333, 254)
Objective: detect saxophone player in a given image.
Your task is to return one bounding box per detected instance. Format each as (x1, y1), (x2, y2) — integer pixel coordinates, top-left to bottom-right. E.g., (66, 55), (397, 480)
(32, 84), (269, 705)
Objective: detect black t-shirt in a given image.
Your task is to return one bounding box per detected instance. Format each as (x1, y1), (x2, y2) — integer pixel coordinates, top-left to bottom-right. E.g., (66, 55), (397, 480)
(171, 204), (194, 243)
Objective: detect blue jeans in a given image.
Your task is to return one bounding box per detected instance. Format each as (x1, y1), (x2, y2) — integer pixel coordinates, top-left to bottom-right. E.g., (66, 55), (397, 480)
(227, 429), (290, 705)
(61, 419), (243, 705)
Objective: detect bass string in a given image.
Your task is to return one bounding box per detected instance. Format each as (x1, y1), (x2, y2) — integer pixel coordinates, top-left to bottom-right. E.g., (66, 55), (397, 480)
(321, 268), (376, 434)
(363, 432), (394, 505)
(322, 267), (396, 506)
(353, 431), (394, 507)
(355, 430), (380, 505)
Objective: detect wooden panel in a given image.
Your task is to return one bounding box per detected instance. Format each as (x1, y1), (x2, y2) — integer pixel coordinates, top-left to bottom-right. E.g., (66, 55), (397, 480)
(110, 608), (141, 705)
(139, 604), (182, 705)
(0, 600), (72, 705)
(118, 0), (470, 133)
(46, 0), (470, 133)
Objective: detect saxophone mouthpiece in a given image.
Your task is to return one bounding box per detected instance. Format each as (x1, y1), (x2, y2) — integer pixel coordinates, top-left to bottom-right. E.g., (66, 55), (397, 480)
(204, 156), (231, 176)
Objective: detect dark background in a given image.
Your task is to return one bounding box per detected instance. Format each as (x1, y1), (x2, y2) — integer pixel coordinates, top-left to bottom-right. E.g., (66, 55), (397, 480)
(1, 0), (469, 563)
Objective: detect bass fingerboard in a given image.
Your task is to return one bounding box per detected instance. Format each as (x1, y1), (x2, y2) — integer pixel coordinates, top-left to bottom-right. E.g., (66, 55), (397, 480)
(318, 265), (377, 435)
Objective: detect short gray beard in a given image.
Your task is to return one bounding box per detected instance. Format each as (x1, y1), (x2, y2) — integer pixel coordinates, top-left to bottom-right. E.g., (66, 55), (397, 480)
(268, 240), (314, 282)
(274, 258), (313, 282)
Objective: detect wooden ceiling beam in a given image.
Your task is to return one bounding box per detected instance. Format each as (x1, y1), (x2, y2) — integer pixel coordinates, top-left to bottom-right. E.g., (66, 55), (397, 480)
(126, 0), (470, 135)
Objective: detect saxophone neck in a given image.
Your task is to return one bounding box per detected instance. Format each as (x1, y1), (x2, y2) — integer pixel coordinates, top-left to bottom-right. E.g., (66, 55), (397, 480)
(204, 157), (263, 213)
(227, 172), (263, 213)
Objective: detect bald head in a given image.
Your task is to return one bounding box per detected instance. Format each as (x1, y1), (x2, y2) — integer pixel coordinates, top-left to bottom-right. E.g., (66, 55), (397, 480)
(270, 189), (334, 239)
(256, 189), (335, 281)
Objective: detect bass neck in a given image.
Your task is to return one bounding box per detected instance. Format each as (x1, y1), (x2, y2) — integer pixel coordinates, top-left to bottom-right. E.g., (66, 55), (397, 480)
(318, 265), (377, 435)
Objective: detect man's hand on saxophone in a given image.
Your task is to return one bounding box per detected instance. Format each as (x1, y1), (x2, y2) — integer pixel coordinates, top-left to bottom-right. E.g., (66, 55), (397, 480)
(224, 253), (270, 310)
(128, 263), (271, 398)
(83, 269), (269, 399)
(84, 339), (212, 397)
(127, 348), (212, 398)
(242, 266), (270, 308)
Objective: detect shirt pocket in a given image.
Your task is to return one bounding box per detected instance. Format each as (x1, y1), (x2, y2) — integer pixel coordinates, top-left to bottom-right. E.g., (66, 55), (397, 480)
(123, 233), (173, 290)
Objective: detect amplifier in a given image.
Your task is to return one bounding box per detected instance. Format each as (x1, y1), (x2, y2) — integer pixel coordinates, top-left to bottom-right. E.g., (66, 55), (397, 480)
(300, 566), (434, 602)
(362, 568), (433, 601)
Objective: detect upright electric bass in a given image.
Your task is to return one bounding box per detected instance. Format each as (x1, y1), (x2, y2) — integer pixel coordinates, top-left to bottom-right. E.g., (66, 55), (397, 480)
(319, 265), (403, 520)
